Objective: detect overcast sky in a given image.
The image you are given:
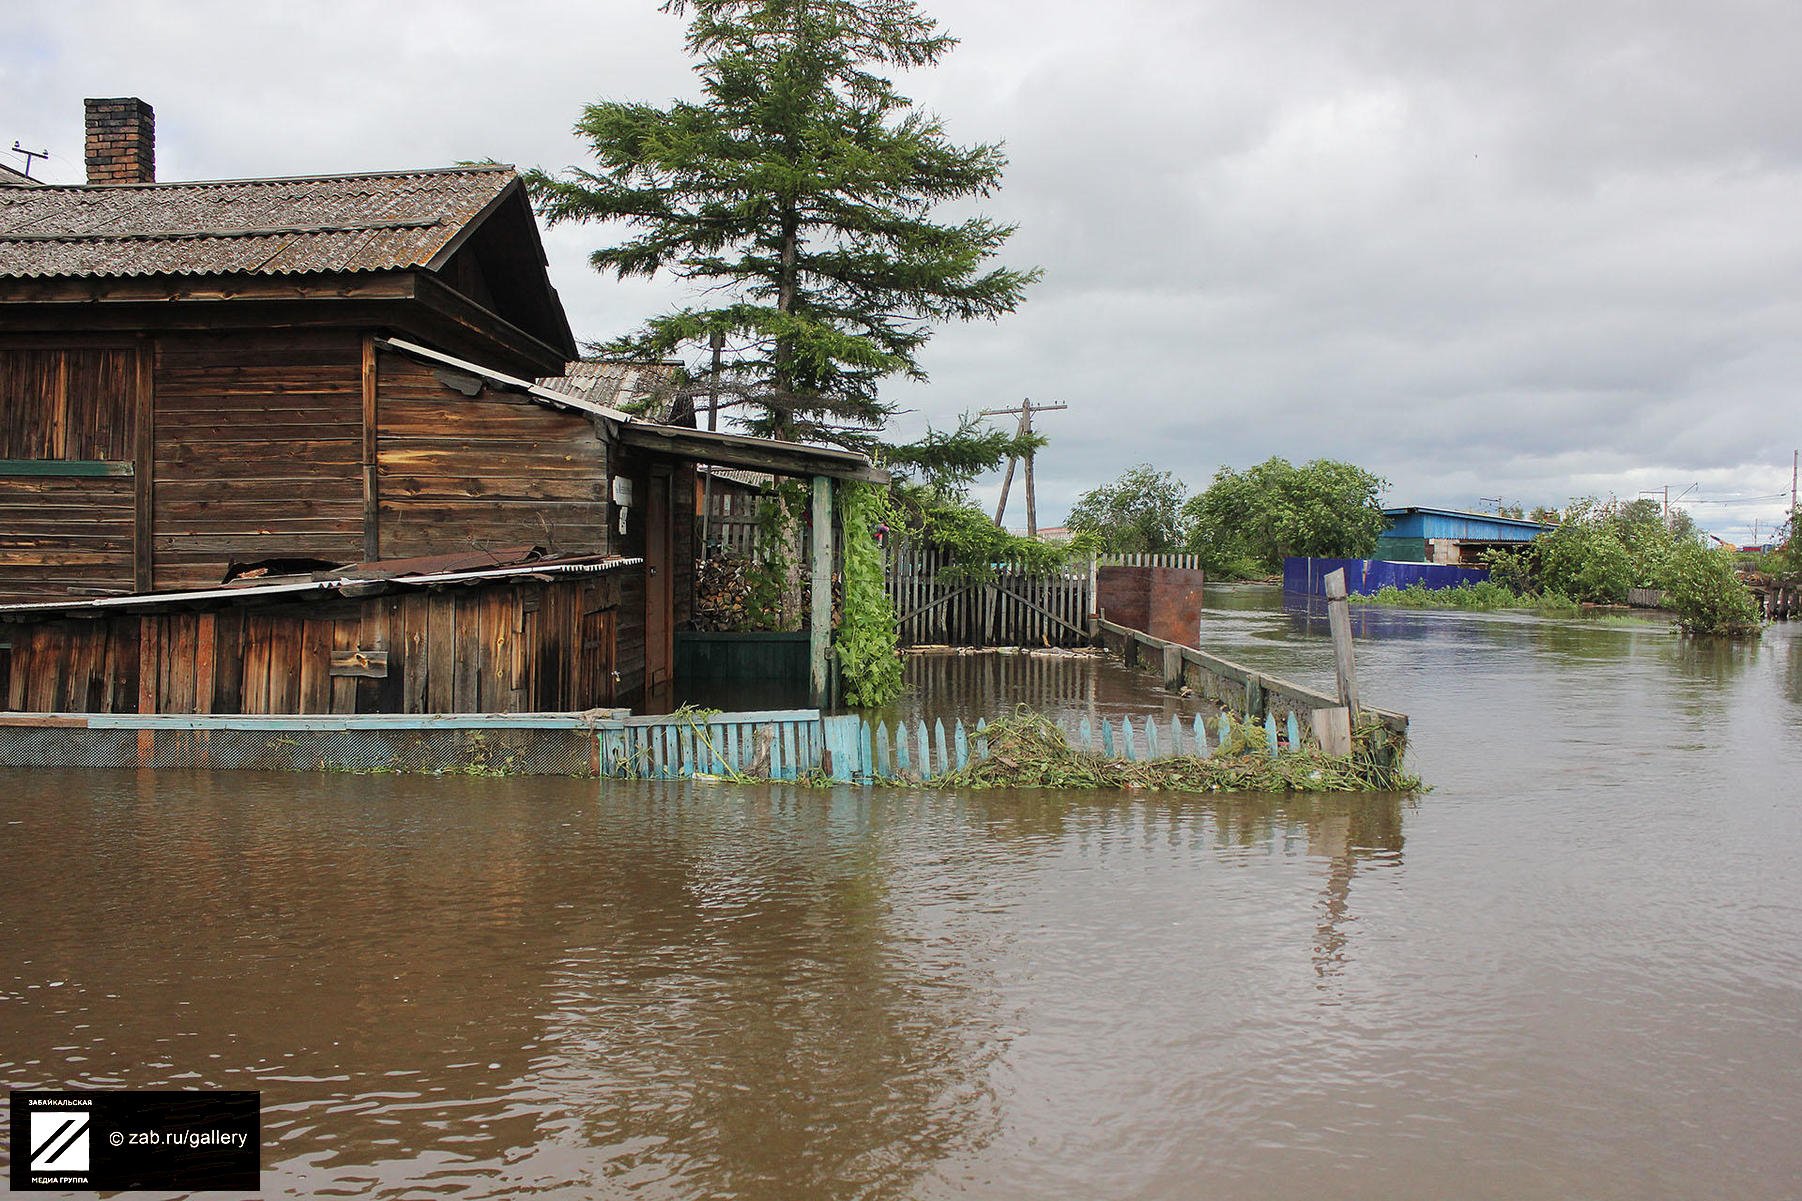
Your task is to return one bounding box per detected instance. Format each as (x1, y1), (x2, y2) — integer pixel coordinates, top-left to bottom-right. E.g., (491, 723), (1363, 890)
(8, 0), (1801, 540)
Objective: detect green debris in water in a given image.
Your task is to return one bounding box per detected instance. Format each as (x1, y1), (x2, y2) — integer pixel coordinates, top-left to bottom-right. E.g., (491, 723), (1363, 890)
(927, 710), (1420, 794)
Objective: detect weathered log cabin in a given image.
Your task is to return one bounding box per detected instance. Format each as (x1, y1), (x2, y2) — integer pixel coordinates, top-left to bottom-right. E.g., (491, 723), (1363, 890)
(0, 98), (881, 717)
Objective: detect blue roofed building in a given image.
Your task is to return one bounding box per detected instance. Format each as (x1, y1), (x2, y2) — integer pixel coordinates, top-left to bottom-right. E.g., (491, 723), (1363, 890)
(1376, 507), (1552, 565)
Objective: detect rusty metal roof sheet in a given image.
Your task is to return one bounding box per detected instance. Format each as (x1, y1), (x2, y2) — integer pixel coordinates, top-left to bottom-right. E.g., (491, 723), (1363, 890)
(0, 166), (516, 279)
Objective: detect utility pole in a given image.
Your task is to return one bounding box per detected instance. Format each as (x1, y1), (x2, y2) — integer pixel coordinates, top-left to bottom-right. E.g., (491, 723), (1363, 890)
(10, 143), (48, 180)
(699, 330), (725, 551)
(1640, 483), (1697, 531)
(981, 399), (1066, 537)
(1791, 449), (1797, 518)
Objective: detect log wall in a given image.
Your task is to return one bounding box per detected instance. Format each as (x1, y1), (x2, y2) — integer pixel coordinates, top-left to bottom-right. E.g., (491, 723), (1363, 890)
(375, 347), (612, 560)
(152, 330), (365, 589)
(1, 574), (643, 715)
(0, 344), (141, 602)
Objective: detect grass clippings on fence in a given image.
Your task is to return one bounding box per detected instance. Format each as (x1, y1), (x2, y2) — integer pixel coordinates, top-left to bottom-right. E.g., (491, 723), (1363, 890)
(928, 710), (1419, 794)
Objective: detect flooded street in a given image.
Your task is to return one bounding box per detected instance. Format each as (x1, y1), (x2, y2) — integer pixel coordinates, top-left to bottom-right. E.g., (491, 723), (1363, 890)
(3, 586), (1800, 1199)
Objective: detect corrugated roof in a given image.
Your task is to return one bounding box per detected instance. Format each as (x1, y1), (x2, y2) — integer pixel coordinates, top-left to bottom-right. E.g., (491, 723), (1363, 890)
(701, 465), (773, 490)
(536, 359), (681, 416)
(1382, 506), (1552, 531)
(0, 166), (516, 279)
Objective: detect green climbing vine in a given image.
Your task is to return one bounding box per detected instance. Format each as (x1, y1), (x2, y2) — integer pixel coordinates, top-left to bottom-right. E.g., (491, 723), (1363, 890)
(745, 479), (806, 630)
(834, 481), (905, 707)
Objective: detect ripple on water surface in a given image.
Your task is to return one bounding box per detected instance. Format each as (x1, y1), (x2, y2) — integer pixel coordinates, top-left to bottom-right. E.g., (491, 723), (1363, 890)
(1, 588), (1800, 1199)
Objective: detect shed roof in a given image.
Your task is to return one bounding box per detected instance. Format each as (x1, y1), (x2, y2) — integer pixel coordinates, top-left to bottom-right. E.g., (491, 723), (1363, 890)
(1382, 506), (1552, 532)
(0, 165), (518, 279)
(380, 337), (888, 484)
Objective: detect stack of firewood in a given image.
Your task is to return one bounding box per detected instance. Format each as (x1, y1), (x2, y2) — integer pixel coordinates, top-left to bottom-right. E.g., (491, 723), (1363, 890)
(692, 553), (753, 631)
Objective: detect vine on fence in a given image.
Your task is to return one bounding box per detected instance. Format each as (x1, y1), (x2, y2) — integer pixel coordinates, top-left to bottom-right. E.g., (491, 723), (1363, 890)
(834, 481), (905, 707)
(745, 480), (807, 630)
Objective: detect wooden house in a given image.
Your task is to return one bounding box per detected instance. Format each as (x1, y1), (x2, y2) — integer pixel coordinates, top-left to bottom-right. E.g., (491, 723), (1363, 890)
(0, 98), (881, 717)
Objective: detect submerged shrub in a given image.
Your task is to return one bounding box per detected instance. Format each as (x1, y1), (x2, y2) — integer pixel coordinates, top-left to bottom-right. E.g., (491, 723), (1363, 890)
(1664, 541), (1762, 637)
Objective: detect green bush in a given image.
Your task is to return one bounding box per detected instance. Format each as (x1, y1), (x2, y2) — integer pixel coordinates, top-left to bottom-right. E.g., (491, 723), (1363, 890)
(1356, 581), (1578, 614)
(1664, 541), (1762, 637)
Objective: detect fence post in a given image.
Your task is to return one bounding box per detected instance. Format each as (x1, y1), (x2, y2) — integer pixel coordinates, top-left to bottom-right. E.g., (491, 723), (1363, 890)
(1087, 552), (1099, 640)
(809, 474), (832, 707)
(1163, 644), (1184, 691)
(1323, 568), (1361, 717)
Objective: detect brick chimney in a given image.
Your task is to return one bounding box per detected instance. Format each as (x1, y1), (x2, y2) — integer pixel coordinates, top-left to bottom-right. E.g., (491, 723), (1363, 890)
(84, 97), (156, 185)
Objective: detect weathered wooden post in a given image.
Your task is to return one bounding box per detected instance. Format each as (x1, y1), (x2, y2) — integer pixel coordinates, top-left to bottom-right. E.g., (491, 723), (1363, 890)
(1324, 568), (1361, 716)
(809, 474), (833, 708)
(1311, 567), (1359, 756)
(1087, 552), (1099, 642)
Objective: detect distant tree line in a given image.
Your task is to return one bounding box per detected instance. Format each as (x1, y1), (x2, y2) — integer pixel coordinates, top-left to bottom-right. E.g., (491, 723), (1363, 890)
(1064, 457), (1389, 577)
(1063, 464), (1763, 636)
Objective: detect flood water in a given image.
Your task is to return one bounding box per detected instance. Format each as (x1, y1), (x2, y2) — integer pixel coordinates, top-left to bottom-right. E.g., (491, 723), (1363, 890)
(3, 585), (1800, 1199)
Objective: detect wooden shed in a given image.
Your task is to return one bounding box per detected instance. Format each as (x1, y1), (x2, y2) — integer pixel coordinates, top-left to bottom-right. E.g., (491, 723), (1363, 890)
(0, 98), (882, 717)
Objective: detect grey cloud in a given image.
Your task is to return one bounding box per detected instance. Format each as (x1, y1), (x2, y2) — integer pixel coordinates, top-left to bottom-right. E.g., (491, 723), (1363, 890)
(4, 0), (1797, 538)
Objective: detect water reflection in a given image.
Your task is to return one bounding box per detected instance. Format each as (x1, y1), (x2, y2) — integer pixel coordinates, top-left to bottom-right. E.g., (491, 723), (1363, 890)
(0, 768), (1411, 1200)
(7, 587), (1802, 1200)
(889, 650), (1202, 732)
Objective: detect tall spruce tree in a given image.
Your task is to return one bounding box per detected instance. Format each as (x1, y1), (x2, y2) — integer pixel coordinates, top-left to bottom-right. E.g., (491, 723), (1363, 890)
(527, 0), (1039, 445)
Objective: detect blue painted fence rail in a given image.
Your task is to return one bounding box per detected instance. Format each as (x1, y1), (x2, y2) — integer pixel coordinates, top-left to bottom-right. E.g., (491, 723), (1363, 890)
(0, 705), (1314, 779)
(602, 707), (1311, 782)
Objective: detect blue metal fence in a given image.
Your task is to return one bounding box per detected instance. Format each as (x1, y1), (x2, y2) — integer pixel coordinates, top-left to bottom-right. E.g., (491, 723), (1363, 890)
(1283, 556), (1490, 596)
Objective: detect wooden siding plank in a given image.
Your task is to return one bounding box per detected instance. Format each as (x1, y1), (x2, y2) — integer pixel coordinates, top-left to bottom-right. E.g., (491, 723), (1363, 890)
(362, 334), (379, 561)
(134, 346), (154, 591)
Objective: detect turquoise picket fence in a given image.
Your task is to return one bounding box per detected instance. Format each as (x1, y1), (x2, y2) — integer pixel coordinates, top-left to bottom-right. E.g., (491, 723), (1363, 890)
(599, 709), (824, 781)
(599, 708), (1307, 781)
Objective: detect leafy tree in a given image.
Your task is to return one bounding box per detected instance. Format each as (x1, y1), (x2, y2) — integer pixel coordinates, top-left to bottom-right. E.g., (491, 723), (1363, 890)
(887, 484), (1071, 581)
(1182, 457), (1387, 576)
(1532, 506), (1635, 603)
(881, 412), (1044, 500)
(1531, 498), (1705, 603)
(1665, 540), (1762, 636)
(1528, 504), (1562, 526)
(1066, 465), (1188, 554)
(527, 0), (1039, 446)
(1763, 507), (1801, 582)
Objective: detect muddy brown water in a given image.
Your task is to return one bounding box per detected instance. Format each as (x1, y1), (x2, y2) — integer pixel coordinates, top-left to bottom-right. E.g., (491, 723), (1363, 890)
(3, 585), (1799, 1199)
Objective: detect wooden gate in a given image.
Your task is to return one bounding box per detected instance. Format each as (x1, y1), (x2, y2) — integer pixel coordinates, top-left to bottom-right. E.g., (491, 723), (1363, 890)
(884, 543), (1091, 647)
